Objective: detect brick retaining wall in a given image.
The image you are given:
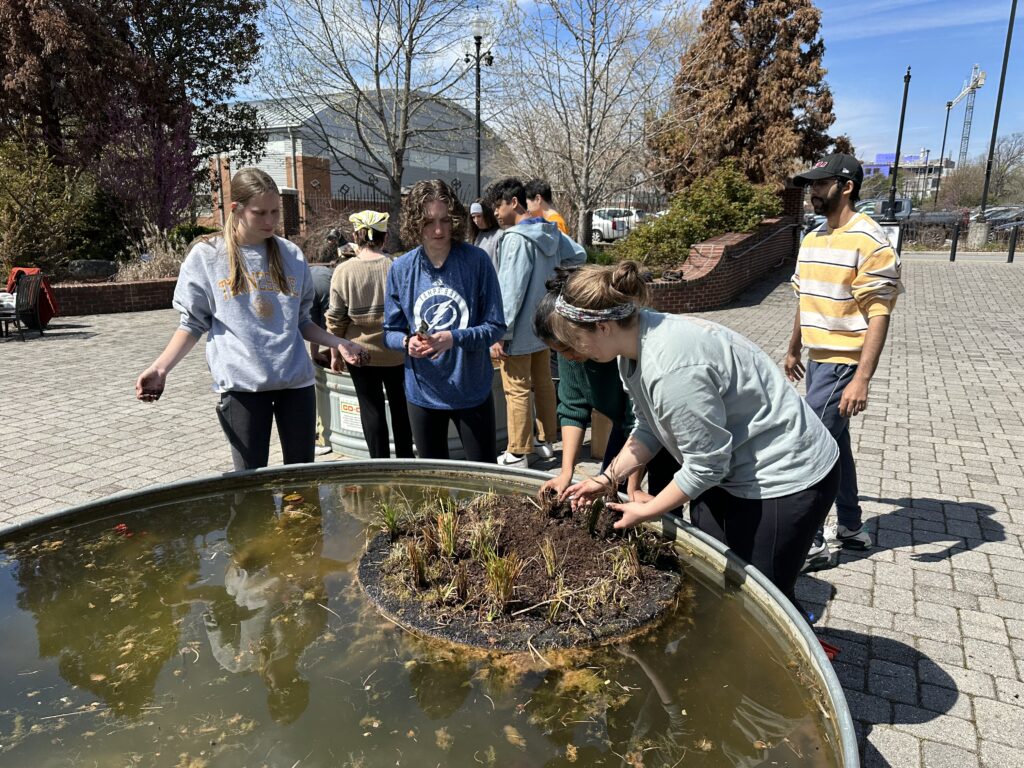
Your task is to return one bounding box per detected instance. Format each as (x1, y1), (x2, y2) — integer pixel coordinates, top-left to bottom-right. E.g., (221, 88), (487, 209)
(648, 215), (799, 314)
(52, 278), (177, 316)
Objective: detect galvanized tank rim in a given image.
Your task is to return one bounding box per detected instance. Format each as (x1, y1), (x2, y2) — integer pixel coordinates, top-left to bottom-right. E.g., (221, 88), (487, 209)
(1, 459), (859, 767)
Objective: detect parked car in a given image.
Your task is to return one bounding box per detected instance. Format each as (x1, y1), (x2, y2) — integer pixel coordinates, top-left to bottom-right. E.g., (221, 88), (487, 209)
(901, 210), (962, 248)
(856, 197), (913, 222)
(803, 213), (826, 234)
(591, 208), (645, 242)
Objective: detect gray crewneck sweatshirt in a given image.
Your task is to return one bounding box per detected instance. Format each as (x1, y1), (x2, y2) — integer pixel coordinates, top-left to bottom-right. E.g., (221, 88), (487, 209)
(619, 310), (839, 500)
(174, 237), (315, 393)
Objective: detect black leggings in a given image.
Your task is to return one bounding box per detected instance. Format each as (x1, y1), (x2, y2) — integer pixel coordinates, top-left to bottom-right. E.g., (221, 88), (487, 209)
(689, 461), (840, 613)
(216, 386), (316, 470)
(407, 392), (497, 463)
(646, 448), (684, 517)
(347, 364), (415, 459)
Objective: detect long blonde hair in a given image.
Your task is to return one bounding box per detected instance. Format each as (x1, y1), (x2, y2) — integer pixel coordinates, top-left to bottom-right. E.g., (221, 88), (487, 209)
(218, 167), (290, 297)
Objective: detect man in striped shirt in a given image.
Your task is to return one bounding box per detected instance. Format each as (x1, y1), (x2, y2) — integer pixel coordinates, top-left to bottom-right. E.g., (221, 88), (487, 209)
(785, 153), (903, 572)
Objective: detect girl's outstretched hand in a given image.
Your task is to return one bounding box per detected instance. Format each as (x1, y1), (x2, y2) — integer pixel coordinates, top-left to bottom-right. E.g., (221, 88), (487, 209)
(338, 340), (369, 367)
(136, 367), (166, 402)
(607, 500), (655, 530)
(560, 475), (610, 511)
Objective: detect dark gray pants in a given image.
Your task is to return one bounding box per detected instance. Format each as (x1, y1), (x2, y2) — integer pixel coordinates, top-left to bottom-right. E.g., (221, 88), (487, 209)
(216, 386), (316, 470)
(407, 392), (497, 463)
(805, 361), (861, 529)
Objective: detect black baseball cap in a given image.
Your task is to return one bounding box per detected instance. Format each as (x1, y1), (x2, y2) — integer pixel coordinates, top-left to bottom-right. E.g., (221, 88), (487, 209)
(793, 153), (864, 187)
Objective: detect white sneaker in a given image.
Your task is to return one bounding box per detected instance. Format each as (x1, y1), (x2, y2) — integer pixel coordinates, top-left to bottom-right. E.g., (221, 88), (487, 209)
(497, 451), (528, 468)
(802, 540), (836, 573)
(314, 445), (332, 456)
(534, 441), (555, 460)
(825, 523), (872, 550)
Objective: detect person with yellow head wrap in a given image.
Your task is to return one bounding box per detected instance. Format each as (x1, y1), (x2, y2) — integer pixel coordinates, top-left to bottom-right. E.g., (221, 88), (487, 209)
(324, 210), (414, 458)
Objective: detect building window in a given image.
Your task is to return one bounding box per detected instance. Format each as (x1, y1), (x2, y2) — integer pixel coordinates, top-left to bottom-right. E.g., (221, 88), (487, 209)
(409, 150), (450, 172)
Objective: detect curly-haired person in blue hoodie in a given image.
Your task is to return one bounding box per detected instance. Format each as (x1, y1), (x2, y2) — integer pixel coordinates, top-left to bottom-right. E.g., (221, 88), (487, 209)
(382, 179), (507, 462)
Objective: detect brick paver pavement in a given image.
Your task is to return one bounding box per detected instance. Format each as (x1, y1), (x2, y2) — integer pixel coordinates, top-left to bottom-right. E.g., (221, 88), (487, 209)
(3, 261), (1024, 766)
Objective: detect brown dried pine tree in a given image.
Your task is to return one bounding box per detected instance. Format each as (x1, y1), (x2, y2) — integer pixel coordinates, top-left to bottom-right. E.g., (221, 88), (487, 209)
(650, 0), (835, 192)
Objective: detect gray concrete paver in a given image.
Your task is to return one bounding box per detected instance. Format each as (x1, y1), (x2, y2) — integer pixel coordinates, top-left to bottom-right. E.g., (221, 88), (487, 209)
(922, 740), (980, 768)
(5, 262), (1024, 764)
(980, 740), (1024, 768)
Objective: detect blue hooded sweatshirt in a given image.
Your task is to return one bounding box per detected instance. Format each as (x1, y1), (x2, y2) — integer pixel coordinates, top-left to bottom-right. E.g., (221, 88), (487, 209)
(383, 242), (506, 410)
(496, 218), (586, 355)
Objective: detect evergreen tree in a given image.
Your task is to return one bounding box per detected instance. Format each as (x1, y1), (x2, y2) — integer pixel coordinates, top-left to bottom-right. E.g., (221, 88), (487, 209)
(650, 0), (834, 191)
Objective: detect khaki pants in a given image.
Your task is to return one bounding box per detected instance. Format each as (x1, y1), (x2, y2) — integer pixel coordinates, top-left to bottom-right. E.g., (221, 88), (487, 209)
(499, 350), (557, 455)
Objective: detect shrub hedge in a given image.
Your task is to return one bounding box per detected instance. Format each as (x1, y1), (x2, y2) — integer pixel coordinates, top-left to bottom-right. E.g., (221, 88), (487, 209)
(611, 163), (781, 274)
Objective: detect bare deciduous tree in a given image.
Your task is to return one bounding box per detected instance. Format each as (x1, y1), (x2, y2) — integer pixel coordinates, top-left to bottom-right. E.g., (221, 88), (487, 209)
(991, 132), (1024, 203)
(488, 0), (700, 244)
(937, 134), (1024, 210)
(261, 0), (476, 241)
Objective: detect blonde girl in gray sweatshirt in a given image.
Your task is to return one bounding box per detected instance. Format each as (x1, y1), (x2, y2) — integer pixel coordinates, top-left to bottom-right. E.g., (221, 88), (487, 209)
(135, 168), (366, 470)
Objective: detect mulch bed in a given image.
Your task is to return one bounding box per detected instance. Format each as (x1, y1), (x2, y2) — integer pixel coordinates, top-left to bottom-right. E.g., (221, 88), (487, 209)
(358, 490), (686, 651)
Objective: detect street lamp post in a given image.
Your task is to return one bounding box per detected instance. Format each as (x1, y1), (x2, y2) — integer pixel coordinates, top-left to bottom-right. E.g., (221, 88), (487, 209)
(465, 18), (493, 199)
(969, 0), (1017, 249)
(933, 101), (953, 210)
(884, 66), (912, 224)
(980, 0), (1018, 218)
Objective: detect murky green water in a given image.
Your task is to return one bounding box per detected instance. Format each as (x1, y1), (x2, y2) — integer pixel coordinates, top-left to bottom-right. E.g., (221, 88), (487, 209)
(0, 474), (839, 767)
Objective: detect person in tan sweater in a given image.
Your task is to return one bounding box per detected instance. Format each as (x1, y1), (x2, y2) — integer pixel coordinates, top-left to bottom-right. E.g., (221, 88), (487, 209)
(326, 211), (414, 458)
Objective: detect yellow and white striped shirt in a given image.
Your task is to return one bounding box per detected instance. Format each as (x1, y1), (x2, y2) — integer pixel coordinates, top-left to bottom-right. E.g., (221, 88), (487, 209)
(792, 212), (903, 364)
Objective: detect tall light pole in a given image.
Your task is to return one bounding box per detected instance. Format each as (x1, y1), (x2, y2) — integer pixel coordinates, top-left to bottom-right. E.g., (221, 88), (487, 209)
(465, 17), (493, 199)
(969, 0), (1017, 248)
(884, 66), (912, 223)
(980, 0), (1018, 218)
(933, 101), (953, 209)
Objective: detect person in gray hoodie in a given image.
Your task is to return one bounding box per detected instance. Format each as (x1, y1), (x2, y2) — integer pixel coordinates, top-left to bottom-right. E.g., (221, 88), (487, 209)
(135, 168), (367, 470)
(484, 177), (586, 467)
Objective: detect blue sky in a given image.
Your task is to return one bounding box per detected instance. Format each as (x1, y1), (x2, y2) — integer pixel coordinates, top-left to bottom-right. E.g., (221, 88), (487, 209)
(818, 0), (1023, 165)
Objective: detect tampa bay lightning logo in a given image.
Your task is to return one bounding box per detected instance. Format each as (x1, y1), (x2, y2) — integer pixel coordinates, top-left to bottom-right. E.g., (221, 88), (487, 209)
(413, 285), (470, 332)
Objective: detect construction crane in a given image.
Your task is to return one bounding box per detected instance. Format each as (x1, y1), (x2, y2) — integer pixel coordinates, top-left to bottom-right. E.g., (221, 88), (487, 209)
(934, 65), (986, 207)
(955, 64), (987, 168)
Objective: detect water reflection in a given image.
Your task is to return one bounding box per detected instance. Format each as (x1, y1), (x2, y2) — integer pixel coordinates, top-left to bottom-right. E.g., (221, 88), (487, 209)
(11, 507), (224, 716)
(181, 490), (340, 724)
(0, 476), (840, 766)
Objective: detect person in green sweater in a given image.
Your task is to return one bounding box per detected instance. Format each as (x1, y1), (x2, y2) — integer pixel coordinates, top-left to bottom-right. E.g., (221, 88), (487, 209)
(533, 269), (680, 504)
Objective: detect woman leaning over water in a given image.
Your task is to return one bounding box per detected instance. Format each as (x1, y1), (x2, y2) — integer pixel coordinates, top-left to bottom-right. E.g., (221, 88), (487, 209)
(135, 167), (367, 470)
(556, 262), (839, 612)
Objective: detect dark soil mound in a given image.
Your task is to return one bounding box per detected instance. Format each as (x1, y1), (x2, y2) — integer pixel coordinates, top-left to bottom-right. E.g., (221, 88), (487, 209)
(358, 489), (686, 651)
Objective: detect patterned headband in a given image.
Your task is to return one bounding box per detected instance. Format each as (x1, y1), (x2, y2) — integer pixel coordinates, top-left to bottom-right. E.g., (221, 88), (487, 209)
(554, 294), (636, 323)
(349, 210), (389, 234)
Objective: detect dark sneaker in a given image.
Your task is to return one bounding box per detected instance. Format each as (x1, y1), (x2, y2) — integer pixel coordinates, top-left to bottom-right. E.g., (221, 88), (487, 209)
(825, 523), (872, 550)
